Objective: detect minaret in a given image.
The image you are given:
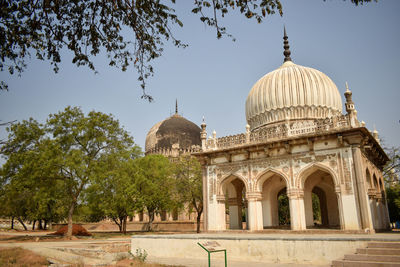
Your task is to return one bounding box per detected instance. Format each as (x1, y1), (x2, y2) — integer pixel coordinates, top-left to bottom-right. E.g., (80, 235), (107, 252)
(175, 99), (178, 115)
(344, 82), (358, 127)
(283, 26), (292, 62)
(200, 116), (207, 150)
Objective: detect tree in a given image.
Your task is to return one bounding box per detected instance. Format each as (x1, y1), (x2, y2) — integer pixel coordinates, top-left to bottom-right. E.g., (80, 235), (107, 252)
(133, 154), (175, 231)
(85, 146), (142, 234)
(0, 119), (68, 230)
(0, 0), (375, 97)
(174, 156), (203, 233)
(45, 106), (134, 237)
(383, 146), (400, 225)
(0, 106), (135, 237)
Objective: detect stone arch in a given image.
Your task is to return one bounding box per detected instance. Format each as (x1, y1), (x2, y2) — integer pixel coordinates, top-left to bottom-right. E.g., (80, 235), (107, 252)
(297, 162), (340, 190)
(299, 163), (341, 228)
(219, 173), (248, 230)
(218, 173), (249, 196)
(254, 168), (290, 192)
(366, 168), (372, 189)
(372, 174), (379, 191)
(256, 169), (291, 228)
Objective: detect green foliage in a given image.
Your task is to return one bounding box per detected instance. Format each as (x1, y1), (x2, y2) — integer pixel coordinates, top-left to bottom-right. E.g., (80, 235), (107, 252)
(312, 193), (322, 224)
(130, 248), (148, 263)
(85, 146), (142, 233)
(0, 119), (68, 226)
(278, 193), (290, 225)
(133, 154), (175, 231)
(0, 106), (135, 235)
(174, 156), (203, 232)
(386, 183), (400, 223)
(0, 0), (376, 96)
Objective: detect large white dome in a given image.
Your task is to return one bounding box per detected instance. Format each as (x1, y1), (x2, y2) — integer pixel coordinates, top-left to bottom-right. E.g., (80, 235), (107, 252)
(245, 59), (343, 131)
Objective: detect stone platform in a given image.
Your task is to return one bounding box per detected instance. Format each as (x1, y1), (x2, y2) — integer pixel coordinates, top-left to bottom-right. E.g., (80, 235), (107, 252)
(131, 231), (400, 266)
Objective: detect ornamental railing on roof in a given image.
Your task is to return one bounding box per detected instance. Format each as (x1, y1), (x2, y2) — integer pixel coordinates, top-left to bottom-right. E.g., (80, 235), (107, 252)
(204, 114), (351, 151)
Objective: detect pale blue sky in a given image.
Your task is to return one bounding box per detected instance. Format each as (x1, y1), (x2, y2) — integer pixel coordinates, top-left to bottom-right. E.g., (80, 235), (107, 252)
(0, 0), (399, 154)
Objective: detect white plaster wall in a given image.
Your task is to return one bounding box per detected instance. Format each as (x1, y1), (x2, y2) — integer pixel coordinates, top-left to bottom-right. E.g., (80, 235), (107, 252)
(229, 205), (239, 229)
(131, 236), (373, 265)
(340, 194), (360, 230)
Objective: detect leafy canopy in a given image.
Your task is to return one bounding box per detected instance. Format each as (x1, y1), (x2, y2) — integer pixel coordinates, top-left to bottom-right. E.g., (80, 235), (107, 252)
(0, 0), (376, 98)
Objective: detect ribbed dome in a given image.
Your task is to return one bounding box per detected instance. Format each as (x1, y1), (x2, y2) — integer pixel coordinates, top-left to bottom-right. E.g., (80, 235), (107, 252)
(245, 61), (343, 131)
(145, 114), (201, 153)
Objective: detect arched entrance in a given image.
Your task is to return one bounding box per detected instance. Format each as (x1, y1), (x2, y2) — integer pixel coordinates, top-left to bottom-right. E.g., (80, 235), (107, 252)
(303, 168), (340, 229)
(258, 171), (290, 229)
(221, 175), (247, 230)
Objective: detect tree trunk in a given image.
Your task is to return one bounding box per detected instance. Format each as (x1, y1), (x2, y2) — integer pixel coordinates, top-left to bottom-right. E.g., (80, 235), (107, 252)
(122, 216), (127, 234)
(17, 217), (27, 230)
(11, 217), (14, 229)
(66, 203), (75, 237)
(147, 210), (155, 232)
(44, 220), (48, 230)
(38, 220), (43, 230)
(196, 212), (202, 233)
(32, 220), (36, 230)
(112, 217), (123, 232)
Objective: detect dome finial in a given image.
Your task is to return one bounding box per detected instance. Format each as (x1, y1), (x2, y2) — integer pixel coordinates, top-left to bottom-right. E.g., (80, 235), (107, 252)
(175, 99), (178, 114)
(283, 26), (292, 62)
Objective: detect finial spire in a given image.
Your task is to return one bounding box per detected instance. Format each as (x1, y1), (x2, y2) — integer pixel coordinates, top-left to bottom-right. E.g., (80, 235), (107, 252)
(175, 99), (178, 114)
(283, 26), (292, 62)
(345, 81), (350, 93)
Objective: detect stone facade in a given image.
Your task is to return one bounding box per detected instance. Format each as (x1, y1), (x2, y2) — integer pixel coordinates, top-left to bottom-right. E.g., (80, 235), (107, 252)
(194, 31), (390, 232)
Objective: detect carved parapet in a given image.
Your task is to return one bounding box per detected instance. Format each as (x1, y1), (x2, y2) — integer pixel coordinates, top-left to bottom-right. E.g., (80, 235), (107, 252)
(201, 114), (351, 151)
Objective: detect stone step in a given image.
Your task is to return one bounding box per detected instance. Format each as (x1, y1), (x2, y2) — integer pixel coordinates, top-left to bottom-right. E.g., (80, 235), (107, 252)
(368, 242), (400, 249)
(357, 248), (400, 255)
(344, 254), (400, 263)
(332, 260), (400, 267)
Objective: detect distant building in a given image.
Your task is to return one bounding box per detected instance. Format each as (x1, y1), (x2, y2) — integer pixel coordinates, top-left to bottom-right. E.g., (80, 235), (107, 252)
(195, 29), (390, 232)
(133, 101), (201, 223)
(145, 100), (201, 158)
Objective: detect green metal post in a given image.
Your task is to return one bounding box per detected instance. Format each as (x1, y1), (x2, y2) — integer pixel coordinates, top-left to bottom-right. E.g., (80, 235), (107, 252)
(225, 250), (227, 267)
(208, 251), (210, 267)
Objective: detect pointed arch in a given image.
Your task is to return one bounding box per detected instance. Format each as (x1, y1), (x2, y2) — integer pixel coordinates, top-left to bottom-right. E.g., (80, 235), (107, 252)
(218, 173), (248, 196)
(372, 174), (378, 191)
(254, 168), (290, 192)
(365, 168), (372, 189)
(297, 162), (340, 190)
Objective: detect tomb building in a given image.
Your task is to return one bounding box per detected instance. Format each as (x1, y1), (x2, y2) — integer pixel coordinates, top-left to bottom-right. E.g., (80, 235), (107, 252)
(194, 29), (390, 232)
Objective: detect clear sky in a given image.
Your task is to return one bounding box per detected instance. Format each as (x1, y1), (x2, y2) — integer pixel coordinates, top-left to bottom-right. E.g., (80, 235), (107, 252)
(0, 0), (399, 154)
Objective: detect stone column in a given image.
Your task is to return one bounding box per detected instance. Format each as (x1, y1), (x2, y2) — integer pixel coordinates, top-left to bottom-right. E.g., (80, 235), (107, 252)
(368, 190), (378, 229)
(228, 198), (241, 229)
(351, 146), (374, 230)
(207, 195), (226, 231)
(288, 189), (306, 230)
(246, 192), (263, 231)
(375, 195), (383, 230)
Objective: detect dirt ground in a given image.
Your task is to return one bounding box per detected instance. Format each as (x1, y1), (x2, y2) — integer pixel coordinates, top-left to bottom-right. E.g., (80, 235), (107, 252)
(0, 247), (49, 267)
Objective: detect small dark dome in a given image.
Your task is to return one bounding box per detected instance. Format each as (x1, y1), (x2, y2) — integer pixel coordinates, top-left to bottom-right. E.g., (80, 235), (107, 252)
(145, 114), (201, 154)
